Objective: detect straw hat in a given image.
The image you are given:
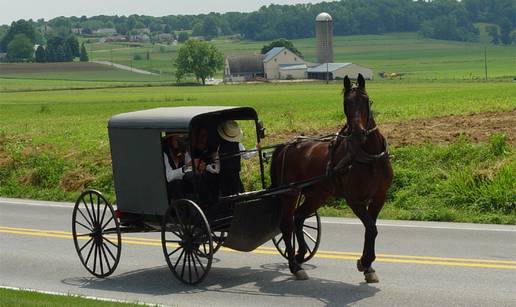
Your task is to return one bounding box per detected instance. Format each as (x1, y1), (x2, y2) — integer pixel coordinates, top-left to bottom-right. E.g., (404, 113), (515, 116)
(217, 120), (243, 142)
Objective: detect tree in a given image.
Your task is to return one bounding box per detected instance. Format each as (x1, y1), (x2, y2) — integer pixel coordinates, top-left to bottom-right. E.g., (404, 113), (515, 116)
(261, 38), (303, 57)
(164, 24), (172, 34)
(46, 36), (73, 62)
(486, 25), (499, 44)
(35, 45), (47, 62)
(1, 20), (36, 52)
(499, 18), (512, 45)
(80, 43), (89, 62)
(175, 39), (223, 85)
(7, 33), (34, 61)
(66, 36), (80, 57)
(177, 31), (189, 42)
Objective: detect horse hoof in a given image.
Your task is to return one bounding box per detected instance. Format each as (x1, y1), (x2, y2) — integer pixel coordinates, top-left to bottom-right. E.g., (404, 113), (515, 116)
(295, 270), (309, 280)
(364, 271), (379, 283)
(357, 259), (365, 272)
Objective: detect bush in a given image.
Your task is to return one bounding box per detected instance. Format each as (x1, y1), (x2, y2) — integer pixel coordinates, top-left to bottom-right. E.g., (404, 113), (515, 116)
(133, 53), (142, 60)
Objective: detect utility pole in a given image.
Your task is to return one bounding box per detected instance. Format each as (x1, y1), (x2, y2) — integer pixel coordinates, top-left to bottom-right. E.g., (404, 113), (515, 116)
(326, 62), (329, 84)
(484, 46), (488, 81)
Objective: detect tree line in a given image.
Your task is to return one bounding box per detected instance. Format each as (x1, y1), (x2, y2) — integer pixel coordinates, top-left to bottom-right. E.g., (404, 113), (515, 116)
(0, 19), (88, 62)
(0, 0), (514, 61)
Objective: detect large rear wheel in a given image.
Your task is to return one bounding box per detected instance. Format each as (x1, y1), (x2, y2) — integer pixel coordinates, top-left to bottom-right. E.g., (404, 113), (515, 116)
(162, 199), (213, 285)
(272, 210), (321, 263)
(72, 190), (121, 278)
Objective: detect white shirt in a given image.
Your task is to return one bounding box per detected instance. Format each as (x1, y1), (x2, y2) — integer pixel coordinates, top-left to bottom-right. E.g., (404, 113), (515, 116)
(163, 153), (184, 182)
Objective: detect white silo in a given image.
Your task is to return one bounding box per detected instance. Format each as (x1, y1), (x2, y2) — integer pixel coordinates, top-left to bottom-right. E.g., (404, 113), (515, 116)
(315, 12), (333, 63)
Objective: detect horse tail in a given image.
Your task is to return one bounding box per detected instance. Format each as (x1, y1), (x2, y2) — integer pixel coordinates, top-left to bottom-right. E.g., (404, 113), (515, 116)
(270, 144), (287, 188)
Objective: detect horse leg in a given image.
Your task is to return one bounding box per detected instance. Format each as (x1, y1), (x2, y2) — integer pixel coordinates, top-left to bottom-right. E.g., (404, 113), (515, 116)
(294, 192), (327, 263)
(279, 195), (308, 280)
(349, 201), (379, 283)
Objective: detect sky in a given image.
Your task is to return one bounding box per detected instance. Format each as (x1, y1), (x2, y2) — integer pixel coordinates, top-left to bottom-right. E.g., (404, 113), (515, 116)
(0, 0), (318, 25)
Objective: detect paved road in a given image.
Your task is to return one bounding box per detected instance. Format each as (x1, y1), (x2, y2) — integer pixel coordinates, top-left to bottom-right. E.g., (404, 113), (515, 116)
(1, 197), (515, 306)
(93, 60), (159, 75)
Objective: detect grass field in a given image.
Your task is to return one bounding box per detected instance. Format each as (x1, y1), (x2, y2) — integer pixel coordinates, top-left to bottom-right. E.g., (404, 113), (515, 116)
(85, 32), (516, 79)
(0, 78), (514, 223)
(0, 288), (140, 306)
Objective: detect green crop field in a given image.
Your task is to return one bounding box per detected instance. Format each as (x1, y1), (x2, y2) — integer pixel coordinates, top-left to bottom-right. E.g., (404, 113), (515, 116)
(85, 32), (516, 79)
(0, 288), (141, 306)
(1, 78), (514, 223)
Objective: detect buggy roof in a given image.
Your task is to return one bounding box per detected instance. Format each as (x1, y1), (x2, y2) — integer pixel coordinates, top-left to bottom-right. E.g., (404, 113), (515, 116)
(108, 106), (258, 130)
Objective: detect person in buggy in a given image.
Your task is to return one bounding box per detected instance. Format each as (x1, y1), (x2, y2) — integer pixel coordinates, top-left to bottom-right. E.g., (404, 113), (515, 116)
(162, 134), (189, 200)
(217, 120), (260, 196)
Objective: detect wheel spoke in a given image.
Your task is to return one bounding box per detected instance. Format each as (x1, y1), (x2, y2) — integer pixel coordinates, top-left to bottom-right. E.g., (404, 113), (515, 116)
(77, 209), (93, 228)
(84, 240), (95, 266)
(187, 252), (192, 283)
(100, 243), (112, 272)
(93, 243), (98, 273)
(103, 236), (119, 249)
(190, 251), (200, 279)
(76, 232), (95, 237)
(173, 249), (185, 271)
(303, 230), (317, 244)
(180, 249), (187, 279)
(306, 243), (313, 254)
(167, 246), (181, 257)
(75, 221), (93, 232)
(101, 216), (114, 230)
(303, 224), (319, 230)
(82, 199), (95, 225)
(102, 242), (117, 262)
(89, 193), (97, 223)
(79, 237), (94, 252)
(98, 242), (104, 275)
(165, 239), (182, 244)
(193, 250), (206, 271)
(99, 200), (108, 227)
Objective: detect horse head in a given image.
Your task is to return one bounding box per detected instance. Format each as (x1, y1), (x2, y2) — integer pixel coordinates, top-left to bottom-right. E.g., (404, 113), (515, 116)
(343, 74), (371, 145)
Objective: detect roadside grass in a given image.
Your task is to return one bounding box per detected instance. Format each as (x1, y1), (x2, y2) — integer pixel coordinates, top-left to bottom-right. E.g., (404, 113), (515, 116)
(0, 80), (514, 223)
(0, 288), (143, 306)
(86, 32), (516, 80)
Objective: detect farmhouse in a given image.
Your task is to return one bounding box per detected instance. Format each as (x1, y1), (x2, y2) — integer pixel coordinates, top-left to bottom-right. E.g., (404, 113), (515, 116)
(224, 47), (306, 82)
(95, 28), (117, 36)
(224, 46), (373, 82)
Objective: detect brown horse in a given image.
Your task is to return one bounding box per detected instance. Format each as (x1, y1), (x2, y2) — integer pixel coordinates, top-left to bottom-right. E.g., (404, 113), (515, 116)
(270, 74), (393, 282)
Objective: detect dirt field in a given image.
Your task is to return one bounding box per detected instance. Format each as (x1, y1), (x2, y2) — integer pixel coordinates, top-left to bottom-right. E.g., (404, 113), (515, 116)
(288, 109), (516, 146)
(0, 62), (114, 74)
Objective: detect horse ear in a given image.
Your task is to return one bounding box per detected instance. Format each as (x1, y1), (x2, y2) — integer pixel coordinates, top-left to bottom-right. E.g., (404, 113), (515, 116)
(343, 75), (352, 92)
(357, 73), (365, 89)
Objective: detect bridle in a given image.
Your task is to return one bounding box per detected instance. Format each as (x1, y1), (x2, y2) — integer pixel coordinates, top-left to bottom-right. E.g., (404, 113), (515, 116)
(326, 90), (389, 176)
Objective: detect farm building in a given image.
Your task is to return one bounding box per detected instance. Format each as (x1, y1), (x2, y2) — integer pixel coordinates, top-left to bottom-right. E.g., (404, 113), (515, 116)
(224, 47), (306, 82)
(307, 63), (373, 80)
(224, 55), (265, 82)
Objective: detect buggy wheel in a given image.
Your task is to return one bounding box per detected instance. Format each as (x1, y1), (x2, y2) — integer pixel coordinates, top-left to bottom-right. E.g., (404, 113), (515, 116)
(72, 190), (121, 278)
(272, 210), (321, 263)
(162, 199), (213, 285)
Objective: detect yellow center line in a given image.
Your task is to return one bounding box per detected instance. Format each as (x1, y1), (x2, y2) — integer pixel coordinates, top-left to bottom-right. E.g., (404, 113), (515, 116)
(1, 226), (515, 270)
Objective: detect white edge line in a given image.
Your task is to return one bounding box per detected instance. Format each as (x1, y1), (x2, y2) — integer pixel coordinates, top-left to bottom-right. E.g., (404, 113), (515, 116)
(1, 199), (515, 232)
(0, 285), (168, 307)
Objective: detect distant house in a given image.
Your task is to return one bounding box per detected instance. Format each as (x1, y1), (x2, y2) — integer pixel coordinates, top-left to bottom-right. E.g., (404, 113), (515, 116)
(95, 28), (117, 36)
(0, 53), (7, 61)
(156, 33), (174, 43)
(105, 35), (128, 42)
(72, 28), (83, 35)
(129, 34), (151, 43)
(307, 63), (373, 80)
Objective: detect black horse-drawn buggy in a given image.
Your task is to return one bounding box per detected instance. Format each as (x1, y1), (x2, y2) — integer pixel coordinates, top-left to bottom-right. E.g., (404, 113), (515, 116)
(72, 106), (322, 285)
